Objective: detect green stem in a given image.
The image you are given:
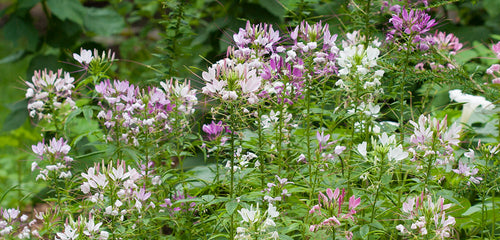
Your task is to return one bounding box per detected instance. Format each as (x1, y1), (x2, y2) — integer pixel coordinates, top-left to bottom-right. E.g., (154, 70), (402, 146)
(332, 225), (336, 240)
(306, 81), (313, 199)
(229, 103), (236, 239)
(481, 192), (486, 239)
(424, 133), (438, 189)
(369, 153), (386, 233)
(399, 50), (410, 144)
(258, 106), (265, 189)
(492, 189), (496, 238)
(363, 0), (372, 46)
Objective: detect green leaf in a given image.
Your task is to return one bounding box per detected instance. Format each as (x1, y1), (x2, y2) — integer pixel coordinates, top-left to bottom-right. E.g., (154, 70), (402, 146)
(278, 234), (294, 240)
(360, 224), (369, 238)
(82, 106), (93, 121)
(27, 55), (62, 78)
(225, 200), (238, 215)
(46, 0), (85, 25)
(3, 16), (39, 51)
(484, 0), (500, 17)
(202, 195), (215, 203)
(17, 0), (40, 15)
(258, 0), (285, 19)
(84, 7), (125, 36)
(2, 99), (28, 132)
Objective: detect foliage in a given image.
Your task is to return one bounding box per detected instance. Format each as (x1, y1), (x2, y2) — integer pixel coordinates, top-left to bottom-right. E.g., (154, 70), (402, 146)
(0, 0), (500, 239)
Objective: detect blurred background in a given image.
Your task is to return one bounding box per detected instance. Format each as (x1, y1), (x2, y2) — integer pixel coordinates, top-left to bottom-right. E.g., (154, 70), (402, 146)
(0, 0), (498, 207)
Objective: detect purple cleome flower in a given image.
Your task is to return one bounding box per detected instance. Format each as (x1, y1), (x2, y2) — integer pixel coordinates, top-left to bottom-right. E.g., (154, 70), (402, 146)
(202, 121), (225, 141)
(387, 8), (437, 51)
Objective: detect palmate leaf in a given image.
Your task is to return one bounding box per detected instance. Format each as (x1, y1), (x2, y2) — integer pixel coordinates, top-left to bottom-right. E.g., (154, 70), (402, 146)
(83, 7), (126, 36)
(46, 0), (85, 25)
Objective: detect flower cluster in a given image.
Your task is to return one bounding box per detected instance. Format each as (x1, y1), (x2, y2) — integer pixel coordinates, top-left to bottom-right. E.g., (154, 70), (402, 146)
(31, 137), (73, 181)
(453, 149), (482, 185)
(408, 114), (462, 168)
(387, 7), (437, 51)
(335, 31), (384, 101)
(25, 69), (76, 121)
(427, 31), (463, 56)
(54, 215), (109, 240)
(0, 208), (34, 238)
(357, 132), (409, 163)
(73, 48), (115, 75)
(225, 147), (258, 172)
(232, 21), (281, 60)
(96, 79), (196, 146)
(396, 193), (456, 239)
(316, 130), (346, 166)
(202, 59), (262, 104)
(263, 175), (293, 203)
(160, 191), (197, 214)
(236, 203), (280, 240)
(202, 120), (226, 141)
(414, 31), (463, 71)
(80, 160), (155, 217)
(160, 78), (198, 115)
(309, 188), (361, 238)
(289, 21), (339, 76)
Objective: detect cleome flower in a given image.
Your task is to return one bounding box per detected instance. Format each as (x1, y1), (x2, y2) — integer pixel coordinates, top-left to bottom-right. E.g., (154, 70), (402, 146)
(25, 69), (76, 121)
(309, 188), (360, 238)
(408, 114), (461, 168)
(96, 78), (192, 147)
(387, 7), (437, 51)
(31, 137), (73, 181)
(202, 58), (262, 104)
(236, 203), (280, 240)
(397, 193), (456, 239)
(232, 21), (282, 60)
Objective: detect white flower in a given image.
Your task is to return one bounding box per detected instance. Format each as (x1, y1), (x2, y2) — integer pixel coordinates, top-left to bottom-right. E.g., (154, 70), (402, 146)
(449, 89), (495, 123)
(267, 203), (279, 218)
(379, 132), (396, 146)
(3, 208), (20, 221)
(238, 205), (259, 223)
(73, 48), (93, 65)
(56, 224), (79, 240)
(358, 142), (367, 157)
(388, 145), (408, 161)
(84, 217), (102, 236)
(0, 226), (13, 235)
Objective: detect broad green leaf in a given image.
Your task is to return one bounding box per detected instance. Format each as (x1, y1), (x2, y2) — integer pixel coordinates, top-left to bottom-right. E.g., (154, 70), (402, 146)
(82, 106), (93, 121)
(84, 7), (125, 36)
(258, 0), (285, 19)
(46, 0), (85, 25)
(484, 0), (500, 17)
(3, 16), (39, 51)
(2, 99), (28, 132)
(225, 200), (238, 215)
(278, 234), (294, 240)
(202, 195), (215, 203)
(27, 55), (62, 78)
